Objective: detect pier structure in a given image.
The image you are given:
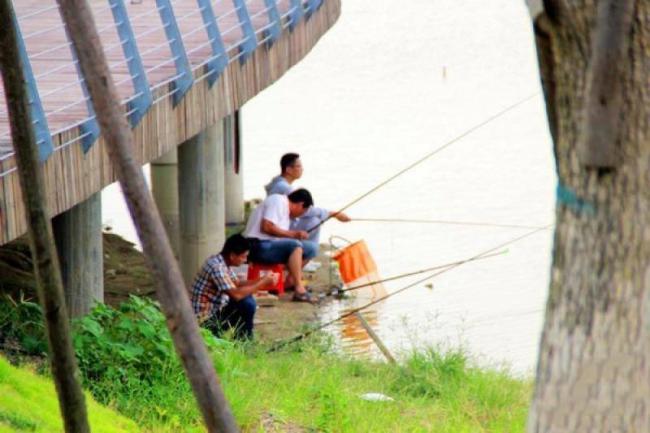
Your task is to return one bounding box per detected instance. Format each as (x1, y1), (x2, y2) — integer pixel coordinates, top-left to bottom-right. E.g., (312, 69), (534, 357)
(0, 0), (340, 316)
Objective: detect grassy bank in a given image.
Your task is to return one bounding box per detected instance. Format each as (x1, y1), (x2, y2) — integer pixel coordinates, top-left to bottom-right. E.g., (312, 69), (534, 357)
(0, 296), (531, 432)
(0, 356), (139, 433)
(211, 344), (530, 433)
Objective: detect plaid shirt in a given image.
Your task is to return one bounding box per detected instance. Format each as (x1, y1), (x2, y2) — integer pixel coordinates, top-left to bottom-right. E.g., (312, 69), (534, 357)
(191, 254), (239, 323)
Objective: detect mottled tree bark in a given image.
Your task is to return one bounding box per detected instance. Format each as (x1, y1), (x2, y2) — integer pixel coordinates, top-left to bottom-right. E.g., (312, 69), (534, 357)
(528, 1), (649, 432)
(0, 1), (90, 432)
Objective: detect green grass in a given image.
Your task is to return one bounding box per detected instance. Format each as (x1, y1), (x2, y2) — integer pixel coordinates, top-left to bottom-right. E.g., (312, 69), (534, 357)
(0, 356), (139, 433)
(216, 343), (531, 433)
(76, 337), (531, 432)
(0, 296), (532, 432)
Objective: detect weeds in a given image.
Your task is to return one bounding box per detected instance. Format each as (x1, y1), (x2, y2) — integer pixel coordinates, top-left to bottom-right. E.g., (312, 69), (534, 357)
(0, 293), (46, 356)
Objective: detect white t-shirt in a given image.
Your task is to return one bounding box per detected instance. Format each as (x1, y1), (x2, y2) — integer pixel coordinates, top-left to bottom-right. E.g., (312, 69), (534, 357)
(244, 194), (290, 240)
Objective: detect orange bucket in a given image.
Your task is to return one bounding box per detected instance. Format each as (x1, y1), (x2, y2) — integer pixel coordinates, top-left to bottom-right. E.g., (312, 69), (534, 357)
(332, 240), (377, 284)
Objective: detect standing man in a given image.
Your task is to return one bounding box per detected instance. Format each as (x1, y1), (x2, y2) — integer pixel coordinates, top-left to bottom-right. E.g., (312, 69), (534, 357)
(244, 188), (318, 302)
(265, 153), (350, 243)
(191, 234), (275, 339)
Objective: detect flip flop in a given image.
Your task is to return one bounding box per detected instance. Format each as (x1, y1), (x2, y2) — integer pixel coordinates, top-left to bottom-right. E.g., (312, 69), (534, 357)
(284, 285), (313, 293)
(291, 292), (314, 303)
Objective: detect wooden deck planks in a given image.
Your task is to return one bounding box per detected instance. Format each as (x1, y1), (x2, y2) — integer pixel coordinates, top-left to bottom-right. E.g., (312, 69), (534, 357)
(0, 0), (291, 147)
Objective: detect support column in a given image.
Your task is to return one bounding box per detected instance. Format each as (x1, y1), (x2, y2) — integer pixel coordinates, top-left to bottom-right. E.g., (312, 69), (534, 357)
(151, 149), (179, 256)
(224, 111), (244, 225)
(178, 123), (226, 284)
(52, 192), (103, 318)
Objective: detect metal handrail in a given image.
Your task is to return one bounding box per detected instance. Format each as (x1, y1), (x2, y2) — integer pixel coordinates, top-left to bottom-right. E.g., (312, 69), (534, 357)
(0, 0), (313, 169)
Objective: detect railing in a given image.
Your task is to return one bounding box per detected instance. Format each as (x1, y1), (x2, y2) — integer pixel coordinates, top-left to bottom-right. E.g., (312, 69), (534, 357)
(0, 0), (324, 178)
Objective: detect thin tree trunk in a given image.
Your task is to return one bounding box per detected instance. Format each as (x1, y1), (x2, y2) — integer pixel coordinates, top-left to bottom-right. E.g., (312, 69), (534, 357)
(54, 2), (239, 432)
(528, 1), (649, 431)
(0, 2), (91, 432)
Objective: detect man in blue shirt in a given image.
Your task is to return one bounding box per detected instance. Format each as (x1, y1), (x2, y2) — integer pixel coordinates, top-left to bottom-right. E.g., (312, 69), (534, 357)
(264, 153), (350, 243)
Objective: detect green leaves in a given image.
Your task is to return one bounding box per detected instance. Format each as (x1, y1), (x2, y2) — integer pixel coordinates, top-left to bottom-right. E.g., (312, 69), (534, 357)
(0, 293), (47, 356)
(71, 296), (178, 389)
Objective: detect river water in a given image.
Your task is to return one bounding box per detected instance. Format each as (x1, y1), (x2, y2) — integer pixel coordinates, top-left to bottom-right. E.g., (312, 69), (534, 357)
(103, 0), (556, 374)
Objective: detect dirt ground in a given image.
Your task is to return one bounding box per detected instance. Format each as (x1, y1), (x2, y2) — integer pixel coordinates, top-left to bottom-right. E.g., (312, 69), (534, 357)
(253, 248), (338, 342)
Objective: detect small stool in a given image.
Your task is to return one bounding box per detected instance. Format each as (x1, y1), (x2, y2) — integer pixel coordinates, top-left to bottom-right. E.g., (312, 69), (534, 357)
(247, 263), (285, 295)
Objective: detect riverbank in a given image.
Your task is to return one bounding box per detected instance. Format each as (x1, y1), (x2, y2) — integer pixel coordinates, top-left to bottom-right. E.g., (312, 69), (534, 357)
(0, 235), (532, 432)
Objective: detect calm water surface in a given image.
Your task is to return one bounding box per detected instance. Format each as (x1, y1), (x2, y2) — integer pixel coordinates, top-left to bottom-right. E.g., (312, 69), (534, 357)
(103, 0), (556, 374)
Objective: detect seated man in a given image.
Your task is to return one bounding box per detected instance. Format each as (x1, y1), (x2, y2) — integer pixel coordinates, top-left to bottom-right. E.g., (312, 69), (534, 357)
(191, 233), (276, 339)
(265, 152), (350, 243)
(243, 188), (317, 302)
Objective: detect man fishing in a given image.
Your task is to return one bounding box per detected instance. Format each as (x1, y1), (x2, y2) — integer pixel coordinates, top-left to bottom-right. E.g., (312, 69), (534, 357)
(243, 188), (320, 302)
(191, 233), (276, 339)
(265, 152), (350, 243)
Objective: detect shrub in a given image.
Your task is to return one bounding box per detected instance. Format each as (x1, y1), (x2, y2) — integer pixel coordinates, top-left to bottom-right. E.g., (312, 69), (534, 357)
(0, 293), (46, 356)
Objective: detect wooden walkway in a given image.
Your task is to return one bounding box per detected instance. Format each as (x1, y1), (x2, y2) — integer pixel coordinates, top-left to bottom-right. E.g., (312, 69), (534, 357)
(0, 0), (340, 245)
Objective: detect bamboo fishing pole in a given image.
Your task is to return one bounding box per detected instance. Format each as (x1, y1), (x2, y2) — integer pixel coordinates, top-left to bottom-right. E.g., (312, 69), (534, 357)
(55, 2), (238, 432)
(270, 225), (550, 352)
(306, 92), (540, 233)
(351, 218), (548, 230)
(326, 250), (507, 297)
(0, 3), (90, 431)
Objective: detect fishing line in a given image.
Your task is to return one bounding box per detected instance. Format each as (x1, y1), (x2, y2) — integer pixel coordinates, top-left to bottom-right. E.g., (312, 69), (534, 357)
(326, 250), (508, 297)
(351, 218), (548, 230)
(268, 224), (551, 352)
(307, 92), (541, 233)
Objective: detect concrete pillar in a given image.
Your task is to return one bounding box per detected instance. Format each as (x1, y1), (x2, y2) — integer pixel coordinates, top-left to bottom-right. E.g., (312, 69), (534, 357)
(178, 123), (226, 284)
(52, 192), (103, 318)
(151, 149), (179, 256)
(224, 111), (244, 225)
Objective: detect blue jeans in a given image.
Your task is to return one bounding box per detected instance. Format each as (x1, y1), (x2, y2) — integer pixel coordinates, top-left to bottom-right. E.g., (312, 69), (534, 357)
(208, 295), (257, 340)
(250, 238), (318, 264)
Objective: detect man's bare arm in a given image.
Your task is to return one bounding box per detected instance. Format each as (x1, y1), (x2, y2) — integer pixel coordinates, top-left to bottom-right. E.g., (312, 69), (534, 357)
(226, 275), (275, 301)
(261, 219), (307, 239)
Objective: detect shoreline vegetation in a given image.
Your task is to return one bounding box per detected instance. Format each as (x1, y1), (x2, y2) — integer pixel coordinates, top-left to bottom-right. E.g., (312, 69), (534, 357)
(0, 230), (532, 432)
(0, 296), (531, 433)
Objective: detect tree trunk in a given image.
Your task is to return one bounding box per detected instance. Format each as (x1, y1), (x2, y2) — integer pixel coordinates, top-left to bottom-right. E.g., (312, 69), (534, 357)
(0, 2), (90, 431)
(528, 1), (649, 432)
(54, 2), (239, 432)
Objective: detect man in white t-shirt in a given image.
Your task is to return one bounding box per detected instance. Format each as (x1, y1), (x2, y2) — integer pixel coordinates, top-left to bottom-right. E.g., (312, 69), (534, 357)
(243, 188), (317, 302)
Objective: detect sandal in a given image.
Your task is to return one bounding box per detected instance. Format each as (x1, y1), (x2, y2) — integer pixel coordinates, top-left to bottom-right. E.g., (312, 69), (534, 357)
(285, 285), (313, 293)
(292, 292), (314, 303)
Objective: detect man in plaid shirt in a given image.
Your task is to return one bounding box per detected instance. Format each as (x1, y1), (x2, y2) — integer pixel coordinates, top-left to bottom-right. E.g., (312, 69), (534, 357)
(191, 234), (275, 339)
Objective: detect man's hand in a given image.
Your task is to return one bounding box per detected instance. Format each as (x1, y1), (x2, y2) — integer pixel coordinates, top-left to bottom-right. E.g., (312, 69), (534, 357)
(291, 230), (309, 240)
(261, 274), (278, 288)
(332, 211), (351, 222)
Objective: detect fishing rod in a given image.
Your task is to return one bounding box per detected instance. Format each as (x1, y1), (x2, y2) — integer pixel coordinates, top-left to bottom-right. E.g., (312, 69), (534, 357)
(351, 218), (549, 230)
(307, 92), (540, 233)
(325, 250), (508, 297)
(268, 224), (551, 352)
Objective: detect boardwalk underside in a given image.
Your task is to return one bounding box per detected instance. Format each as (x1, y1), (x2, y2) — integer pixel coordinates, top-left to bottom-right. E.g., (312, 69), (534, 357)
(0, 0), (340, 245)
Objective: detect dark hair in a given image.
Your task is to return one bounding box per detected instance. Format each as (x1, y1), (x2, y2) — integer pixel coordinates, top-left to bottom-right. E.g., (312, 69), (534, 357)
(221, 233), (251, 256)
(280, 153), (300, 173)
(287, 188), (313, 209)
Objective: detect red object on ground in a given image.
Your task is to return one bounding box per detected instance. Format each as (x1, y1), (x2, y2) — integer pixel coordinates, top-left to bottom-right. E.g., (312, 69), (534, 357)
(247, 263), (285, 295)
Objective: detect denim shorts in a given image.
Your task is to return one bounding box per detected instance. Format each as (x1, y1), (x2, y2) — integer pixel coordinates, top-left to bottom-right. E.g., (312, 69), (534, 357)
(250, 238), (318, 264)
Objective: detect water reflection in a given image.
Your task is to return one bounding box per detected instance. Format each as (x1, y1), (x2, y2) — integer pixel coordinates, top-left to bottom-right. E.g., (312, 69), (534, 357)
(324, 270), (389, 360)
